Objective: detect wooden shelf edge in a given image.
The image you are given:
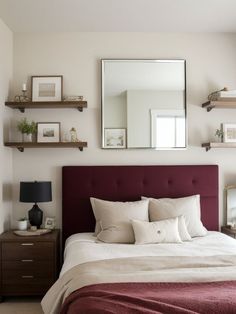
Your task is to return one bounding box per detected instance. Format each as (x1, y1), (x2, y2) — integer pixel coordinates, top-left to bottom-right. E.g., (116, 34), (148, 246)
(4, 142), (87, 152)
(202, 100), (236, 112)
(5, 101), (87, 112)
(202, 142), (236, 151)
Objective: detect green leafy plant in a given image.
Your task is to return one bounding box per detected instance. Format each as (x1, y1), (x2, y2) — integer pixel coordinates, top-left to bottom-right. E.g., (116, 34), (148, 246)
(17, 118), (37, 135)
(215, 128), (224, 141)
(18, 217), (27, 221)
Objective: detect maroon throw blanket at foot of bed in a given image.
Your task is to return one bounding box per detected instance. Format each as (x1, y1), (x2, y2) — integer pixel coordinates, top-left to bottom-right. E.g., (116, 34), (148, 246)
(60, 281), (236, 314)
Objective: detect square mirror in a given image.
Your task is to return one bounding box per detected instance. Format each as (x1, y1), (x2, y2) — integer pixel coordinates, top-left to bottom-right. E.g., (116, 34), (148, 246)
(101, 59), (186, 149)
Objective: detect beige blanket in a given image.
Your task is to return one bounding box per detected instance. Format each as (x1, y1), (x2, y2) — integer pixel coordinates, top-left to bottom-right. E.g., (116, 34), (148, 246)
(41, 255), (236, 314)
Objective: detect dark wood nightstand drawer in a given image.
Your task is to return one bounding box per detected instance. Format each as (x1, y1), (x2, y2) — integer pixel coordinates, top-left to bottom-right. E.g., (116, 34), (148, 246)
(2, 280), (54, 295)
(2, 269), (53, 284)
(2, 260), (54, 273)
(2, 241), (54, 260)
(0, 229), (60, 297)
(221, 226), (236, 239)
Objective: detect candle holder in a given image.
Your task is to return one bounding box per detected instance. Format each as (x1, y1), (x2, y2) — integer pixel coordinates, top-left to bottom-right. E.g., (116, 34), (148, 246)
(14, 90), (30, 102)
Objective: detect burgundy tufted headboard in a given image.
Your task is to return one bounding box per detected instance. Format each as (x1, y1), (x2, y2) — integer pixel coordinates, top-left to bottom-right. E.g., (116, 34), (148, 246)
(62, 165), (218, 244)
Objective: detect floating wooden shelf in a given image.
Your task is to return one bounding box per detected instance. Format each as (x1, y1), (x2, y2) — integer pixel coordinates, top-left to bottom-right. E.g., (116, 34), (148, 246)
(202, 100), (236, 112)
(4, 141), (87, 152)
(5, 101), (87, 113)
(202, 142), (236, 152)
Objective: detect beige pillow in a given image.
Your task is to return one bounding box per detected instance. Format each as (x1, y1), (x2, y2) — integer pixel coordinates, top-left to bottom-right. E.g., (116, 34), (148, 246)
(132, 217), (182, 244)
(90, 198), (101, 236)
(90, 198), (149, 243)
(143, 195), (207, 237)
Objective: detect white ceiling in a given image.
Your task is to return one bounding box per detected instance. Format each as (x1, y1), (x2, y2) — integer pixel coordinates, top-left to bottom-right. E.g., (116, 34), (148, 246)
(0, 0), (236, 33)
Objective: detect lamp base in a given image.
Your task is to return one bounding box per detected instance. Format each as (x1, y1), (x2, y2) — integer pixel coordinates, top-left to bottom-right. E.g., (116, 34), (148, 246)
(28, 204), (43, 229)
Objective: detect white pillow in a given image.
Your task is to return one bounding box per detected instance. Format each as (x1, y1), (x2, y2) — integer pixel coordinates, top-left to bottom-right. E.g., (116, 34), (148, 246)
(90, 198), (149, 243)
(177, 215), (192, 241)
(143, 195), (207, 237)
(132, 217), (182, 244)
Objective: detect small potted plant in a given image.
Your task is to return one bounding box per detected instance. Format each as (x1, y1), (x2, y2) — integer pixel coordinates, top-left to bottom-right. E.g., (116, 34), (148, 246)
(17, 118), (37, 142)
(215, 128), (224, 143)
(17, 217), (28, 231)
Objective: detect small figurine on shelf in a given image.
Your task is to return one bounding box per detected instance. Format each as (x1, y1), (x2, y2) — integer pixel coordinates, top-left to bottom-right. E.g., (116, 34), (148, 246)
(70, 127), (79, 142)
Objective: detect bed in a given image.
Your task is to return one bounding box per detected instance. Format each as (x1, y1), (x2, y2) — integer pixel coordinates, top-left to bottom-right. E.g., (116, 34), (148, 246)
(41, 165), (236, 314)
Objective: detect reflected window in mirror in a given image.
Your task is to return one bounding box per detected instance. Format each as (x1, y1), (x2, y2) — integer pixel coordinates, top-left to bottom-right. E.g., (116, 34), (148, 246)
(151, 110), (185, 148)
(101, 59), (186, 149)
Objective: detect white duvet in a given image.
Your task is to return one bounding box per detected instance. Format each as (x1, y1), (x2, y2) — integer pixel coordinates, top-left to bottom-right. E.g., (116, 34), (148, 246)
(42, 231), (236, 313)
(60, 231), (236, 277)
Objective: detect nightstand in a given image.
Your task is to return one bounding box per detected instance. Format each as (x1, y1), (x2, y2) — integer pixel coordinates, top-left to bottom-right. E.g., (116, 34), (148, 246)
(221, 226), (236, 239)
(0, 229), (60, 299)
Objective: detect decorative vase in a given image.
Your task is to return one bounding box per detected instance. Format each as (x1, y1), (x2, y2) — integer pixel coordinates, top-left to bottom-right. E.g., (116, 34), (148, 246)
(22, 133), (32, 142)
(215, 136), (223, 143)
(28, 204), (43, 229)
(17, 220), (27, 231)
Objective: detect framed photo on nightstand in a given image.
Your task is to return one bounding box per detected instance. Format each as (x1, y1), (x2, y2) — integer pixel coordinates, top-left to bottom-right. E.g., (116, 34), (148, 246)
(45, 217), (56, 229)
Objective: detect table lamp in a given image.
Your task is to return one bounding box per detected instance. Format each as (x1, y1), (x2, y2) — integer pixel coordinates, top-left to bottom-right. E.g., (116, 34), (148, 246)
(20, 181), (52, 228)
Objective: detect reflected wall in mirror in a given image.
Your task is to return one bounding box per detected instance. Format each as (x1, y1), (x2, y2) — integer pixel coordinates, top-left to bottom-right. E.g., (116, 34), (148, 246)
(226, 185), (236, 227)
(102, 59), (186, 149)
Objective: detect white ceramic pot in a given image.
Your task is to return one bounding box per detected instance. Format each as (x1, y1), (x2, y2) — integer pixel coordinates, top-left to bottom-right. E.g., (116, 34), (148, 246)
(22, 133), (32, 142)
(17, 220), (28, 231)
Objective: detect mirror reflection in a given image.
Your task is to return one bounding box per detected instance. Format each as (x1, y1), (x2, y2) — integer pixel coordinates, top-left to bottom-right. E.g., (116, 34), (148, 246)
(102, 59), (186, 149)
(226, 186), (236, 226)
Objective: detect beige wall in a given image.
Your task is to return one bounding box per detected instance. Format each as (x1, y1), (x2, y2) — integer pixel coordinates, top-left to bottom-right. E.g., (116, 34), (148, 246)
(10, 32), (236, 229)
(0, 19), (13, 233)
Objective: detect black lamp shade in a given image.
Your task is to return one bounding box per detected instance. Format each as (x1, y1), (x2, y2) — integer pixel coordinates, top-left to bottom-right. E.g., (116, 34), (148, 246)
(20, 181), (52, 203)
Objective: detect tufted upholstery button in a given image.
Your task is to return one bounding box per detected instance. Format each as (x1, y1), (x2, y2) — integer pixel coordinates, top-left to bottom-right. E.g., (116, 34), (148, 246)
(192, 179), (196, 184)
(168, 180), (172, 185)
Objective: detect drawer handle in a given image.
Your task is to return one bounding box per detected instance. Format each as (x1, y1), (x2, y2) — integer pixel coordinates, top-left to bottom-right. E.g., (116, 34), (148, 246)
(21, 243), (34, 246)
(21, 275), (34, 279)
(21, 259), (33, 262)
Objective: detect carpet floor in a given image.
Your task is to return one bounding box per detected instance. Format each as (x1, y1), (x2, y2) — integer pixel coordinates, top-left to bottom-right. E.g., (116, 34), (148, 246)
(0, 297), (43, 314)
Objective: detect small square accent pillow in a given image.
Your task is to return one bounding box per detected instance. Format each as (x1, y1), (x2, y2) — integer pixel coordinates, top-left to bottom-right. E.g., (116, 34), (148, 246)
(143, 195), (207, 237)
(90, 198), (149, 243)
(132, 217), (182, 244)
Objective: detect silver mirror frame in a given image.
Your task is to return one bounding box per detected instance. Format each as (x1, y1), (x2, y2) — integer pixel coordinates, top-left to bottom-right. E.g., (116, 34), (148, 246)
(101, 59), (187, 149)
(225, 185), (236, 226)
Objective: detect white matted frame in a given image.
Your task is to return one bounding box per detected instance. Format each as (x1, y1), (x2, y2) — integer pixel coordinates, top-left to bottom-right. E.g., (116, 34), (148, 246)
(37, 122), (61, 143)
(45, 217), (56, 229)
(223, 123), (236, 143)
(104, 128), (126, 148)
(31, 75), (63, 102)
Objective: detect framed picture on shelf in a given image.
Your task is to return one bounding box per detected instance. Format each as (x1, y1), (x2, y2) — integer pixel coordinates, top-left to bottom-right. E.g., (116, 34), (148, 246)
(31, 75), (63, 102)
(104, 128), (126, 148)
(44, 217), (55, 230)
(223, 123), (236, 143)
(37, 122), (61, 143)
